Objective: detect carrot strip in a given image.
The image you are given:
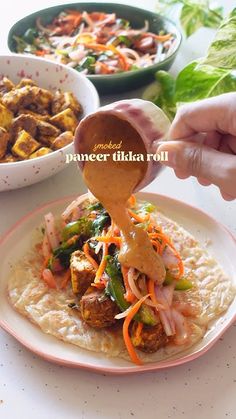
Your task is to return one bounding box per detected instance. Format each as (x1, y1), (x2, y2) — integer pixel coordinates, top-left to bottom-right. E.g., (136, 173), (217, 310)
(121, 266), (136, 303)
(135, 322), (143, 341)
(95, 236), (121, 246)
(151, 239), (161, 254)
(83, 242), (99, 270)
(94, 243), (108, 283)
(123, 294), (150, 366)
(41, 268), (57, 289)
(60, 269), (71, 289)
(83, 43), (129, 70)
(128, 209), (150, 223)
(128, 194), (136, 208)
(147, 278), (159, 307)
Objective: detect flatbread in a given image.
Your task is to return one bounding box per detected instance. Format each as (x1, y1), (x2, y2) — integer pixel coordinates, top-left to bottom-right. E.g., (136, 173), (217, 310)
(8, 199), (235, 363)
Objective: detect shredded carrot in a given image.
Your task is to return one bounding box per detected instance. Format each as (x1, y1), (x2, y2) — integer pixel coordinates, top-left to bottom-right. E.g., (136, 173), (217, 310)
(147, 278), (159, 307)
(123, 294), (150, 366)
(83, 242), (99, 270)
(128, 195), (136, 208)
(94, 243), (108, 283)
(95, 235), (121, 247)
(83, 43), (129, 70)
(151, 239), (161, 254)
(66, 234), (79, 247)
(121, 266), (136, 303)
(135, 322), (143, 342)
(154, 33), (172, 42)
(91, 279), (106, 290)
(60, 269), (71, 289)
(128, 209), (150, 223)
(41, 269), (57, 289)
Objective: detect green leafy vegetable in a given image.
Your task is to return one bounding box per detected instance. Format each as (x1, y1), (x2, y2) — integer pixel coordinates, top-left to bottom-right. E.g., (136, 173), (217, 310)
(92, 212), (111, 235)
(62, 218), (93, 241)
(143, 8), (236, 118)
(105, 256), (158, 325)
(175, 61), (236, 103)
(23, 28), (38, 43)
(157, 0), (223, 37)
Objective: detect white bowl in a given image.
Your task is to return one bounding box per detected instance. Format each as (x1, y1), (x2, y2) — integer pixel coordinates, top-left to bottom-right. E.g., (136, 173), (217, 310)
(0, 54), (100, 192)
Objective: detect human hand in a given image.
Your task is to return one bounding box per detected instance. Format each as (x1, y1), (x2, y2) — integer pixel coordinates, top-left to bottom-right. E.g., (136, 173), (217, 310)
(157, 93), (236, 200)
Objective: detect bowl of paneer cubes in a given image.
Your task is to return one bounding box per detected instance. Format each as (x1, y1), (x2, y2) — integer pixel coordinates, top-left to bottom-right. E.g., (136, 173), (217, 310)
(0, 54), (99, 191)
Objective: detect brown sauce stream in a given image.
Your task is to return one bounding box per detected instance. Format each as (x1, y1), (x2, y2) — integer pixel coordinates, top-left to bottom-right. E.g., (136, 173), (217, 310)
(81, 114), (165, 283)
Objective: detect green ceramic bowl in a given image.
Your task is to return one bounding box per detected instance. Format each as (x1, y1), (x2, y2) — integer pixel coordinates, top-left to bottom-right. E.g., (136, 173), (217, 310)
(8, 3), (182, 94)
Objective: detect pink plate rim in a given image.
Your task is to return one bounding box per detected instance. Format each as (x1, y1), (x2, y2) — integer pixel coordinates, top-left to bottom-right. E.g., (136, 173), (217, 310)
(0, 192), (236, 375)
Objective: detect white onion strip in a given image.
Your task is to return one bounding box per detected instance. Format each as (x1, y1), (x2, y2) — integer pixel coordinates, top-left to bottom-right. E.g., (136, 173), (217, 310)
(44, 212), (60, 250)
(61, 195), (86, 221)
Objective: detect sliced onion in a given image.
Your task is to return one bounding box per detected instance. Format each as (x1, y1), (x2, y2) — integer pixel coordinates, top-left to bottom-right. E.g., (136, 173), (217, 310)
(119, 47), (140, 62)
(61, 195), (86, 221)
(127, 268), (144, 300)
(115, 305), (133, 320)
(44, 212), (59, 250)
(36, 17), (51, 34)
(161, 283), (175, 306)
(82, 11), (95, 30)
(69, 49), (87, 62)
(94, 240), (103, 255)
(42, 231), (51, 259)
(159, 310), (174, 336)
(96, 13), (116, 27)
(171, 308), (189, 345)
(162, 246), (179, 269)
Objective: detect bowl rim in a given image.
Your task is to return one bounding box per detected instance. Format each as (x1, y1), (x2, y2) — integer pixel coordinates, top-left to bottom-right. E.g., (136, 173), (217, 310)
(0, 53), (100, 168)
(7, 2), (182, 78)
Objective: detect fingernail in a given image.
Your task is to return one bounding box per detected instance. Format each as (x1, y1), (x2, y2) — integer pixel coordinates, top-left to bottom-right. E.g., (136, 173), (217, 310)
(156, 142), (178, 168)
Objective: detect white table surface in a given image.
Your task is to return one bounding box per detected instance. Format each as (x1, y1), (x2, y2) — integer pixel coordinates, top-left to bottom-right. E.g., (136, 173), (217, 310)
(0, 1), (236, 418)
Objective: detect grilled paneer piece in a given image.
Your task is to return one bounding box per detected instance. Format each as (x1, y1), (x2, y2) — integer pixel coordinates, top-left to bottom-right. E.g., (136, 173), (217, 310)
(0, 103), (13, 129)
(16, 78), (37, 89)
(18, 108), (50, 121)
(51, 90), (82, 117)
(0, 127), (10, 158)
(1, 86), (35, 113)
(131, 319), (168, 353)
(70, 250), (96, 294)
(12, 129), (40, 159)
(52, 131), (74, 150)
(50, 108), (78, 133)
(0, 77), (15, 94)
(10, 114), (37, 142)
(80, 288), (119, 328)
(36, 120), (61, 137)
(0, 153), (18, 163)
(30, 86), (54, 112)
(29, 147), (52, 159)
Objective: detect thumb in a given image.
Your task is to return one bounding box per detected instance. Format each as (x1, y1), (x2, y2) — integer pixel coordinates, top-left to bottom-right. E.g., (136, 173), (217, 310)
(157, 141), (236, 196)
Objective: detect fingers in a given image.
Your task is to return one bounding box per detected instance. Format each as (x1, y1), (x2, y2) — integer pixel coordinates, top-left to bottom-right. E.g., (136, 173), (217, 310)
(157, 140), (236, 199)
(169, 93), (236, 140)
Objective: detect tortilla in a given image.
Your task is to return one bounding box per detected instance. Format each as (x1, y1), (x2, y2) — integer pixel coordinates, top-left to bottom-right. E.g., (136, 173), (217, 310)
(7, 199), (235, 363)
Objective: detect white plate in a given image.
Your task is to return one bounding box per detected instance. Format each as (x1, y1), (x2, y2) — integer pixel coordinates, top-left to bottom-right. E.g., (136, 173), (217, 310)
(0, 192), (235, 374)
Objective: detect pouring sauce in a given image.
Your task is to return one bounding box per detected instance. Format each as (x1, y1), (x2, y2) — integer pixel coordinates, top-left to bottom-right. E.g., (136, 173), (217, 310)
(81, 114), (166, 283)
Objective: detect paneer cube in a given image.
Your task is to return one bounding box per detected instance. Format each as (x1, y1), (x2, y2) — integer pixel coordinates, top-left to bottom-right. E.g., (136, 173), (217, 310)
(29, 147), (52, 159)
(0, 153), (18, 163)
(0, 77), (15, 94)
(63, 92), (82, 117)
(0, 103), (13, 129)
(31, 86), (54, 110)
(16, 78), (37, 89)
(0, 127), (10, 158)
(36, 120), (61, 137)
(70, 250), (96, 294)
(18, 109), (50, 122)
(2, 86), (34, 113)
(50, 108), (78, 133)
(12, 129), (40, 159)
(52, 131), (74, 150)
